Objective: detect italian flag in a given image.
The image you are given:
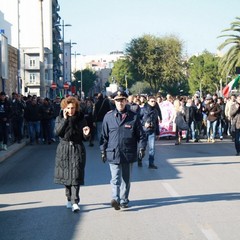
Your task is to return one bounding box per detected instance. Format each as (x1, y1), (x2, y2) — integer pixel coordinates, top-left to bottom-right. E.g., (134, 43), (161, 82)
(222, 75), (240, 97)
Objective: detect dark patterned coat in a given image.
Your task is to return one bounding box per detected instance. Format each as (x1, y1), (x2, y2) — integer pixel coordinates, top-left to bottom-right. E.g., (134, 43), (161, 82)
(54, 111), (88, 186)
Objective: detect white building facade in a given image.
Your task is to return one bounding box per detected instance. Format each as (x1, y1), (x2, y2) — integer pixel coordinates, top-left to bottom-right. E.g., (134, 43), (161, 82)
(0, 0), (125, 97)
(0, 0), (60, 97)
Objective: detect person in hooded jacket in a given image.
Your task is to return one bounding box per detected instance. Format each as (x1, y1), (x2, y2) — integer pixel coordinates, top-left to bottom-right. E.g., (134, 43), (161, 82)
(54, 96), (90, 213)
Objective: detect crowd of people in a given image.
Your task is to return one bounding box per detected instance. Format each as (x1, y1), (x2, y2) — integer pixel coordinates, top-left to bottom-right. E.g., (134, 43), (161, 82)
(1, 90), (240, 157)
(1, 90), (239, 155)
(1, 89), (240, 212)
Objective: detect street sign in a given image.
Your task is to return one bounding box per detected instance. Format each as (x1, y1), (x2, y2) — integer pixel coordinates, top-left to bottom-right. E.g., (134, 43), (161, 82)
(51, 82), (57, 90)
(63, 83), (69, 89)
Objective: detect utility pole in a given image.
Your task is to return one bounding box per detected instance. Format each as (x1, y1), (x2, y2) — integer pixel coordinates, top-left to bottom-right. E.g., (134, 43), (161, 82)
(81, 68), (83, 99)
(39, 0), (45, 97)
(17, 0), (21, 94)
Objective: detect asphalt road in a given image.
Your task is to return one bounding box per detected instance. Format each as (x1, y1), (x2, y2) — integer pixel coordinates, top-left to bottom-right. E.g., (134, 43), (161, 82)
(0, 138), (240, 240)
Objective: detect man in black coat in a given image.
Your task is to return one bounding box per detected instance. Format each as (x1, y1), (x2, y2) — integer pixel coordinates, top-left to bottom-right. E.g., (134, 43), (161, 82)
(24, 97), (42, 144)
(93, 93), (112, 141)
(11, 93), (25, 143)
(0, 92), (12, 150)
(140, 96), (160, 169)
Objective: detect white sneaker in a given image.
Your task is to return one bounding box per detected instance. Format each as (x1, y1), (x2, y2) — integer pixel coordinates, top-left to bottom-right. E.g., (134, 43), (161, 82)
(72, 203), (80, 212)
(66, 201), (72, 209)
(2, 144), (7, 151)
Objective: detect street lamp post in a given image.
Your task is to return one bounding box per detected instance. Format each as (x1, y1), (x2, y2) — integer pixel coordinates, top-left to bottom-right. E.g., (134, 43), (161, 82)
(200, 80), (202, 99)
(71, 51), (81, 72)
(55, 20), (72, 95)
(70, 50), (80, 96)
(17, 0), (21, 94)
(39, 0), (45, 97)
(81, 69), (83, 99)
(69, 41), (76, 82)
(61, 20), (71, 84)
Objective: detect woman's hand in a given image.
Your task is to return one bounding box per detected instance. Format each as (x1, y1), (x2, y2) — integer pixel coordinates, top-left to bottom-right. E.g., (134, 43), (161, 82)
(63, 109), (68, 119)
(83, 126), (90, 136)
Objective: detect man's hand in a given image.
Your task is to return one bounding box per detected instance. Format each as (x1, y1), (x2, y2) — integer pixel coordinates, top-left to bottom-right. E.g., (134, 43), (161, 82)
(101, 151), (106, 163)
(83, 126), (90, 136)
(138, 148), (145, 160)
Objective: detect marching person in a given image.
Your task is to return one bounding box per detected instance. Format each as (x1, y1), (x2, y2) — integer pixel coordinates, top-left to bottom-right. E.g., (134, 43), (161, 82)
(203, 95), (221, 143)
(230, 94), (240, 155)
(54, 96), (90, 213)
(0, 92), (11, 150)
(93, 93), (112, 141)
(140, 95), (160, 169)
(100, 90), (147, 210)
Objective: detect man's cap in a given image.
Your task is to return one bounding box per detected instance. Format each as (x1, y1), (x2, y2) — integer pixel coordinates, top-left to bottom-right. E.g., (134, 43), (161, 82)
(112, 90), (128, 100)
(0, 91), (6, 96)
(206, 94), (212, 100)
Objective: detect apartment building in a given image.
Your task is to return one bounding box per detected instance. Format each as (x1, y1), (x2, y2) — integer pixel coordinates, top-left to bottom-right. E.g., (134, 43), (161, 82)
(0, 0), (62, 97)
(0, 0), (125, 97)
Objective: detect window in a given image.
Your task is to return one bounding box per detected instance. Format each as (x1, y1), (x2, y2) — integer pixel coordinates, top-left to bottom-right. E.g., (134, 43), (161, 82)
(30, 73), (36, 84)
(30, 59), (36, 67)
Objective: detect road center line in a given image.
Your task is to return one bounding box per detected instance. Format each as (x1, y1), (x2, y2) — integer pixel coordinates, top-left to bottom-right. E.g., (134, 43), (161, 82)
(162, 182), (221, 240)
(200, 226), (221, 240)
(162, 182), (180, 197)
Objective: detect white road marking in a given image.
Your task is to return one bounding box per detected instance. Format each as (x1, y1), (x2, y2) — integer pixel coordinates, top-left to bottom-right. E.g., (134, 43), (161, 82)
(200, 225), (221, 240)
(162, 182), (221, 240)
(162, 182), (180, 197)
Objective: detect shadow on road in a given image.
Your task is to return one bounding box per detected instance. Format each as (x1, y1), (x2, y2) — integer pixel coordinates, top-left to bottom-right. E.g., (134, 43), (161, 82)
(1, 192), (239, 240)
(116, 192), (240, 212)
(0, 205), (81, 240)
(0, 140), (238, 194)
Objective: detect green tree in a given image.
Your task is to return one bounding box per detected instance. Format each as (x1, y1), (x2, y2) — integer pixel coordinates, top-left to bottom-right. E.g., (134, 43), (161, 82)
(129, 81), (152, 95)
(73, 69), (97, 97)
(188, 51), (220, 95)
(218, 17), (240, 78)
(125, 34), (185, 95)
(110, 59), (131, 88)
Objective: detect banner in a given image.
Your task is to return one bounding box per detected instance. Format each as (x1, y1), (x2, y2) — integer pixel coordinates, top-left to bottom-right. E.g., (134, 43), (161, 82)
(159, 100), (175, 137)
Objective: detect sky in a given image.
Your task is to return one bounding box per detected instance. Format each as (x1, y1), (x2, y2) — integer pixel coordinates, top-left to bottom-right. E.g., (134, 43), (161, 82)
(58, 0), (240, 56)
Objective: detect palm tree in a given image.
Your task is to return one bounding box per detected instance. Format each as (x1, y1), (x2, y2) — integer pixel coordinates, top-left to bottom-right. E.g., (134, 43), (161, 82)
(218, 17), (240, 78)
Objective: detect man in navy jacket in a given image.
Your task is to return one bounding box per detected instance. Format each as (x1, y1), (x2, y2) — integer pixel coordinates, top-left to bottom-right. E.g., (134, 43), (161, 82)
(100, 90), (147, 210)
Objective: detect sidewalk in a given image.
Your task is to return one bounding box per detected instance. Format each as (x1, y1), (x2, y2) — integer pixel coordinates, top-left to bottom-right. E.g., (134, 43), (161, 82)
(0, 139), (28, 163)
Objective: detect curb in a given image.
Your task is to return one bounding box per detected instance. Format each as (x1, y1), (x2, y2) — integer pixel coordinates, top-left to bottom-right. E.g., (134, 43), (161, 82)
(0, 140), (28, 163)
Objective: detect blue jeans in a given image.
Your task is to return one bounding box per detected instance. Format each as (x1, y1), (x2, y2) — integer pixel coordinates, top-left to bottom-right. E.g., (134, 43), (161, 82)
(96, 121), (103, 142)
(28, 121), (40, 143)
(109, 163), (132, 205)
(207, 120), (217, 139)
(217, 119), (223, 138)
(50, 118), (56, 139)
(234, 129), (240, 153)
(147, 132), (155, 164)
(186, 121), (196, 141)
(0, 120), (8, 145)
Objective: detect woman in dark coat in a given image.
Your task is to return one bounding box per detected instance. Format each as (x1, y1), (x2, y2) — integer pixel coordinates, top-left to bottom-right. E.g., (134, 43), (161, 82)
(54, 96), (90, 213)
